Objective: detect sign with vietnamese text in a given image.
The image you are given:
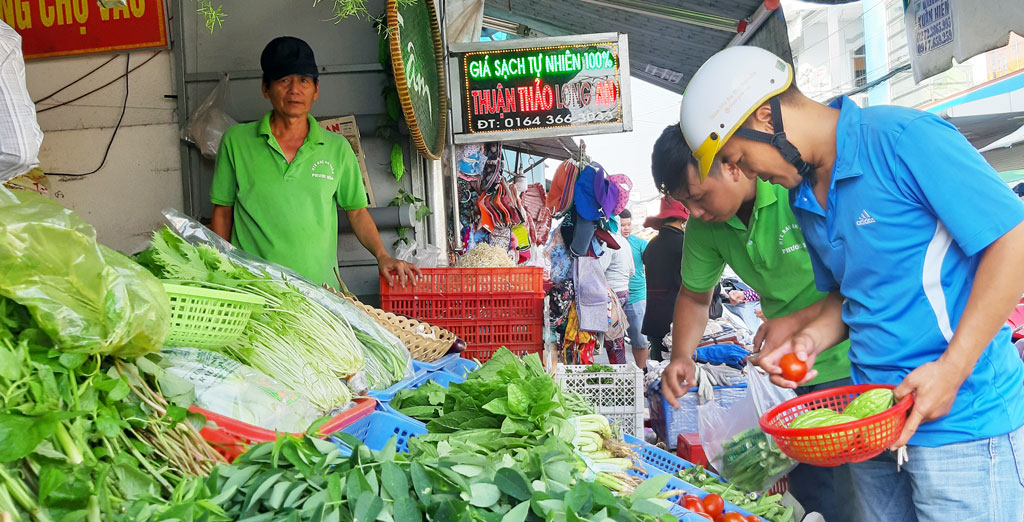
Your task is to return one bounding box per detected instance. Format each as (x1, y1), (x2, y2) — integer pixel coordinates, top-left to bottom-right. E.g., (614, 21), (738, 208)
(1, 0), (168, 60)
(387, 0), (446, 160)
(450, 33), (632, 143)
(902, 0), (1024, 82)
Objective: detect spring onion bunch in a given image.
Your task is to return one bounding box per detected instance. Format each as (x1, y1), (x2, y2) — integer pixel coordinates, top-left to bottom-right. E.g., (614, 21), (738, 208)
(138, 228), (364, 411)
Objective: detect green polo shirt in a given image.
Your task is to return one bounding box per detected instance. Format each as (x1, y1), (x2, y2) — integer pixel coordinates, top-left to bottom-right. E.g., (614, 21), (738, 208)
(210, 112), (368, 288)
(682, 179), (850, 385)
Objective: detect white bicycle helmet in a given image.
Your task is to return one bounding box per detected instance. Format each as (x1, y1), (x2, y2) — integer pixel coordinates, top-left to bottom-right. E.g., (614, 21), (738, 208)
(680, 46), (810, 180)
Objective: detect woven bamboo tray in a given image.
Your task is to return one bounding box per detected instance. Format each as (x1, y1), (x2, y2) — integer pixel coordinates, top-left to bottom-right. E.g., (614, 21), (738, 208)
(322, 285), (456, 363)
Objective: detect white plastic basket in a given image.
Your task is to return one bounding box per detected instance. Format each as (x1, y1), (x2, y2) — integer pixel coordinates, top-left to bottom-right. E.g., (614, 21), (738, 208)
(555, 364), (644, 437)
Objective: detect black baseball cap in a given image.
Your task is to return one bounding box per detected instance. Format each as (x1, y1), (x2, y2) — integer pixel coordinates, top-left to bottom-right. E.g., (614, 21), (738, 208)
(260, 36), (319, 82)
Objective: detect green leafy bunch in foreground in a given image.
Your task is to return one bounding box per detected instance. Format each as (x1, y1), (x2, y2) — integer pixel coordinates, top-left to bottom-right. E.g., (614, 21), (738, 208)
(129, 433), (678, 521)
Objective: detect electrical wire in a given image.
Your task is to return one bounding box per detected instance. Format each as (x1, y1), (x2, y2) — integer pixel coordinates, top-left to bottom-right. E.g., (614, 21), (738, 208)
(36, 52), (158, 114)
(46, 55), (130, 178)
(32, 55), (118, 104)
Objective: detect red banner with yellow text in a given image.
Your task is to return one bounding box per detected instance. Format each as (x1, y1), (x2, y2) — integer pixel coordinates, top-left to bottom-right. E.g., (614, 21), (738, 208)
(1, 0), (167, 60)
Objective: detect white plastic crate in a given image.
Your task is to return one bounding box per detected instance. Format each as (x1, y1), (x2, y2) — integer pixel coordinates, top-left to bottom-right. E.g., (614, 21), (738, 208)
(554, 364), (644, 437)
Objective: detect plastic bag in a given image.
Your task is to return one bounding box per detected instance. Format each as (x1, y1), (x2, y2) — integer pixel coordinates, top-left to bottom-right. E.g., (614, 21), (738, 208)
(395, 240), (417, 263)
(0, 188), (169, 357)
(161, 208), (413, 388)
(414, 243), (441, 268)
(697, 363), (797, 492)
(160, 347), (322, 433)
(183, 74), (237, 160)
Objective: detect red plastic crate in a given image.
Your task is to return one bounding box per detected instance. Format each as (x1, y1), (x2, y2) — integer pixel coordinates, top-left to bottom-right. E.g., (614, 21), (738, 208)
(190, 397), (376, 461)
(379, 268), (544, 363)
(767, 476), (789, 496)
(676, 433), (708, 466)
(439, 319), (543, 360)
(461, 342), (543, 363)
(379, 267), (543, 295)
(380, 294), (544, 322)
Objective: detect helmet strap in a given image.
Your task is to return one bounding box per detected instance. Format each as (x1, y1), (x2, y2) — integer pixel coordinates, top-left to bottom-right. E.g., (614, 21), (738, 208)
(733, 97), (814, 181)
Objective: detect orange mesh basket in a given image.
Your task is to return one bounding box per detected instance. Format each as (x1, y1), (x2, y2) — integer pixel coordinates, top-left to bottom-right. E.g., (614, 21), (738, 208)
(758, 384), (913, 467)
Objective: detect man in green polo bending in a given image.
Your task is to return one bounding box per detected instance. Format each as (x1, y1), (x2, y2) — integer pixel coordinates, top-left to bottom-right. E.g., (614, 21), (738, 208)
(650, 124), (853, 521)
(210, 36), (418, 289)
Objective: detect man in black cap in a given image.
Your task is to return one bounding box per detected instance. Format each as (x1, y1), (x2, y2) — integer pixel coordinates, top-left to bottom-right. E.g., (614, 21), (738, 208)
(210, 36), (419, 288)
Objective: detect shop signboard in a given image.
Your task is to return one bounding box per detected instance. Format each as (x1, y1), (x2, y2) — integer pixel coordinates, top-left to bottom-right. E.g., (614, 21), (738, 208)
(449, 33), (632, 143)
(1, 0), (168, 60)
(387, 0), (447, 160)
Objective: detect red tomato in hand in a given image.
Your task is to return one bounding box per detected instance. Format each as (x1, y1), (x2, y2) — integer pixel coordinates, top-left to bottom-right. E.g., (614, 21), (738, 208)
(779, 353), (807, 382)
(701, 494), (724, 519)
(718, 513), (748, 522)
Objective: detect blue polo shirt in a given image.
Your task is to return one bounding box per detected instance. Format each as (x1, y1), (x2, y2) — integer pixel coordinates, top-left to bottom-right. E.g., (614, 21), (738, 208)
(791, 96), (1024, 447)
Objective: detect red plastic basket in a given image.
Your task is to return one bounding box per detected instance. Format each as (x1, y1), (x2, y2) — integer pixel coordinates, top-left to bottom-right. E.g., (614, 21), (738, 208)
(379, 268), (544, 363)
(379, 267), (543, 296)
(380, 294), (544, 322)
(461, 343), (543, 363)
(190, 397), (377, 461)
(758, 384), (913, 467)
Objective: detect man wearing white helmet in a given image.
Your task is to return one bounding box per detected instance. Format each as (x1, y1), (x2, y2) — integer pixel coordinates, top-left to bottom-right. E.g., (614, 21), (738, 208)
(679, 45), (1024, 520)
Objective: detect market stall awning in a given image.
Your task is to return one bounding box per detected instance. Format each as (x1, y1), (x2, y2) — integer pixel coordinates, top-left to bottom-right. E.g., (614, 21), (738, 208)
(481, 0), (778, 94)
(981, 124), (1024, 152)
(501, 137), (582, 162)
(931, 71), (1024, 150)
(944, 112), (1024, 149)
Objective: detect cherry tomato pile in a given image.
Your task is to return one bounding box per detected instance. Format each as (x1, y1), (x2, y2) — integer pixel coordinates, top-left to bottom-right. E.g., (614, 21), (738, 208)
(678, 493), (761, 522)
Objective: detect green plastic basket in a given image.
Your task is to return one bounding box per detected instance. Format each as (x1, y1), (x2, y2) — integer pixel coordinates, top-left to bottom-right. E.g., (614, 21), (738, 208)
(163, 283), (265, 349)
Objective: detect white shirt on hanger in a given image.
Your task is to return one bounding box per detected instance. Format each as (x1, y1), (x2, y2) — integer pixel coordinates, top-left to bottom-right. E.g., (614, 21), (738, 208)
(0, 21), (42, 182)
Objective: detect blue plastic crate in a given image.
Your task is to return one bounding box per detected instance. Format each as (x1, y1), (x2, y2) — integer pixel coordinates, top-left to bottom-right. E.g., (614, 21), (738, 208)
(330, 410), (427, 454)
(647, 380), (748, 449)
(439, 357), (480, 379)
(418, 370), (467, 388)
(367, 371), (421, 402)
(369, 367), (469, 402)
(624, 434), (700, 478)
(623, 436), (763, 521)
(413, 353), (481, 378)
(656, 475), (763, 521)
(374, 370), (468, 426)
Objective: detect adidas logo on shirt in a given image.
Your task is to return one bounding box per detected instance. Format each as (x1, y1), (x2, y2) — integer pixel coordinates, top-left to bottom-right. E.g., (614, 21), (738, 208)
(856, 210), (876, 226)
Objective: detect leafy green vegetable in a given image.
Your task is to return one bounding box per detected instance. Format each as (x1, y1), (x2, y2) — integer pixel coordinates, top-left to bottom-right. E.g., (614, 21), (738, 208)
(143, 431), (675, 522)
(0, 188), (169, 358)
(138, 228), (362, 410)
(0, 296), (223, 522)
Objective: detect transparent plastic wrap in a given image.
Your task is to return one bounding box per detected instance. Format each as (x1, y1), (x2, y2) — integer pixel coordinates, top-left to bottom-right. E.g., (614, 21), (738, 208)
(698, 363), (797, 492)
(160, 347), (322, 433)
(0, 188), (169, 357)
(331, 296), (414, 390)
(161, 208), (412, 388)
